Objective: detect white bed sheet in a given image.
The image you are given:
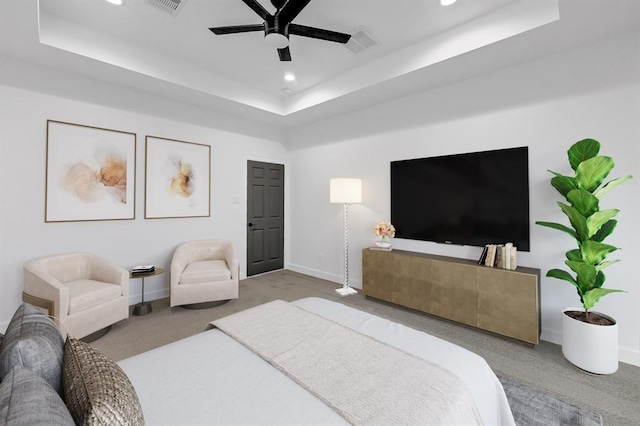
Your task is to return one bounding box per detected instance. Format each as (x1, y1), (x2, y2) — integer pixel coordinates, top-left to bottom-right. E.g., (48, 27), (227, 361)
(119, 297), (515, 425)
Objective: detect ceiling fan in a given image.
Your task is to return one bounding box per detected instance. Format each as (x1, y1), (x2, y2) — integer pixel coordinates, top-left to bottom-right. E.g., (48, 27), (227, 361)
(209, 0), (351, 61)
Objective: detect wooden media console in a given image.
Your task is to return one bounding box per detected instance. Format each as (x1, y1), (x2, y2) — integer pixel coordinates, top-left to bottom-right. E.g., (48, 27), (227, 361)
(362, 248), (541, 344)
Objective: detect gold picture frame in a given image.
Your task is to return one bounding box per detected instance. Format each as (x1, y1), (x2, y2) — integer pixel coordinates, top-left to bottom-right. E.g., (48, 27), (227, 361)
(45, 120), (136, 222)
(144, 136), (211, 219)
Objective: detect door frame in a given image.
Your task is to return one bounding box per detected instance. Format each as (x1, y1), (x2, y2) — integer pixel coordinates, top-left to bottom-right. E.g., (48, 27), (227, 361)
(242, 155), (290, 279)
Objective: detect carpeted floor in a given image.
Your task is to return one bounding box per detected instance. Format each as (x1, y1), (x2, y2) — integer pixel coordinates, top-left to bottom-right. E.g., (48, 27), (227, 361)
(92, 270), (640, 425)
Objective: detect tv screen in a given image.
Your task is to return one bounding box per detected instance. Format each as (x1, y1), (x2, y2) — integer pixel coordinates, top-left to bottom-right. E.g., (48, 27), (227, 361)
(391, 147), (530, 251)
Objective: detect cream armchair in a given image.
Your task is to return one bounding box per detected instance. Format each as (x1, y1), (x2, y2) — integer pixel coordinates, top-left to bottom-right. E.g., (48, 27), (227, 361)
(23, 253), (129, 340)
(170, 240), (239, 308)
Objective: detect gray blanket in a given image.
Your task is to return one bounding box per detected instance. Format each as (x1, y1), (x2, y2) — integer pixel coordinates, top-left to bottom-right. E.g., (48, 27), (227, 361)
(211, 300), (483, 425)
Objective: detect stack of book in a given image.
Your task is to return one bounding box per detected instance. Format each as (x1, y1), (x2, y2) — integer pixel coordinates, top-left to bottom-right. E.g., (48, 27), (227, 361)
(477, 243), (517, 270)
(131, 265), (156, 275)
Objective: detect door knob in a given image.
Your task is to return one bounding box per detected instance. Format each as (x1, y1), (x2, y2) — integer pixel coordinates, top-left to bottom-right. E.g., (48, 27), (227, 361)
(248, 222), (253, 227)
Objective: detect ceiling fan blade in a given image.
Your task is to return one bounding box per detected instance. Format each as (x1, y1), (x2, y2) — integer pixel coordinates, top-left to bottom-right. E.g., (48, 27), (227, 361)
(289, 24), (351, 44)
(241, 0), (271, 20)
(209, 24), (264, 35)
(276, 0), (312, 24)
(278, 46), (292, 61)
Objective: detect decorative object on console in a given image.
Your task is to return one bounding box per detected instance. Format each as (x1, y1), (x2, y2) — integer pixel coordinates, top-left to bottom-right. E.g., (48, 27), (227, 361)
(536, 138), (633, 374)
(45, 120), (136, 222)
(373, 221), (395, 248)
(330, 178), (362, 296)
(479, 243), (517, 270)
(145, 136), (211, 219)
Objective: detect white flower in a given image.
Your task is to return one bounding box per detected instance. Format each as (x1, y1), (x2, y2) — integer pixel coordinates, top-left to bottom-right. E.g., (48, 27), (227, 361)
(373, 221), (395, 238)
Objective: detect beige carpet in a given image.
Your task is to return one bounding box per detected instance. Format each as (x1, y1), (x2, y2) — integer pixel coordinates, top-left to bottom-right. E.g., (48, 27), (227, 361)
(92, 270), (640, 426)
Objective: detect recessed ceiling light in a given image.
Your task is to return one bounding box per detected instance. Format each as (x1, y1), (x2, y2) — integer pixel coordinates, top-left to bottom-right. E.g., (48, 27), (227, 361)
(105, 0), (124, 5)
(284, 73), (296, 82)
(440, 0), (456, 5)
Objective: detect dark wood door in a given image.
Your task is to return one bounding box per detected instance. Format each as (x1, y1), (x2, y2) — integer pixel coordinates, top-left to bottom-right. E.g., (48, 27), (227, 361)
(247, 161), (284, 276)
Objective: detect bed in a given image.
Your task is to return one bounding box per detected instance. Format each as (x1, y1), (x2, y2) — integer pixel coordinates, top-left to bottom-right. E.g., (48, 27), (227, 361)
(118, 297), (515, 425)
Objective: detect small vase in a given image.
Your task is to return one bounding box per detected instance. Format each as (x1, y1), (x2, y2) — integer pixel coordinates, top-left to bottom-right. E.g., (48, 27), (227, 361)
(375, 236), (392, 248)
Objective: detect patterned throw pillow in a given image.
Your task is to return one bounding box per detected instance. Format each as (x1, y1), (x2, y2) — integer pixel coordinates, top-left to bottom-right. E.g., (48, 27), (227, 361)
(0, 303), (64, 394)
(0, 365), (74, 425)
(63, 337), (145, 425)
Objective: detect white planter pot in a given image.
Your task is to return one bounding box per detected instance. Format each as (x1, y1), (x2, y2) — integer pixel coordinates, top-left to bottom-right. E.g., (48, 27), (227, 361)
(561, 307), (618, 374)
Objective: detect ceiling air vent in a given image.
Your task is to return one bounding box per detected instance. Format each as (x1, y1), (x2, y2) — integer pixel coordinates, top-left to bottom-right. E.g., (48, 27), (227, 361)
(143, 0), (187, 16)
(344, 27), (379, 54)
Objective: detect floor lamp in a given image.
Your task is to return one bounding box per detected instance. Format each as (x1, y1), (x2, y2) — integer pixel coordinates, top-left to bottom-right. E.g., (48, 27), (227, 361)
(330, 178), (362, 296)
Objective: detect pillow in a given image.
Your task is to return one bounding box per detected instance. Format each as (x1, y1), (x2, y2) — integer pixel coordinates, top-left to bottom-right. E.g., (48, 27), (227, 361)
(0, 365), (74, 425)
(63, 337), (145, 425)
(0, 303), (64, 394)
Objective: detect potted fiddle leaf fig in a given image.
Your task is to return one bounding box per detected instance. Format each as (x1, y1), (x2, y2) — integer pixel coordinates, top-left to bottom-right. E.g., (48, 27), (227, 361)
(536, 138), (632, 374)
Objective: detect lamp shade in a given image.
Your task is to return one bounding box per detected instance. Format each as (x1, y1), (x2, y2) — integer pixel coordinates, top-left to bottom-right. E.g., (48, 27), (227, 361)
(330, 178), (362, 204)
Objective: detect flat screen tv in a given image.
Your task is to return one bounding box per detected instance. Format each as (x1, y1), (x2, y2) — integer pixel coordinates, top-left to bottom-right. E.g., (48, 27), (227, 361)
(391, 147), (530, 251)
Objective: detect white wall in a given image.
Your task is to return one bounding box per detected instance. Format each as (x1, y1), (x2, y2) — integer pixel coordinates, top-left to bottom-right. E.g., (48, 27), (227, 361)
(0, 83), (289, 330)
(288, 33), (640, 366)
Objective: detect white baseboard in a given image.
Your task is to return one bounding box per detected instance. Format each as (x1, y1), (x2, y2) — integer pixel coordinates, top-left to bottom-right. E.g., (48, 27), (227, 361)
(286, 264), (362, 290)
(619, 345), (640, 367)
(541, 326), (639, 367)
(541, 327), (562, 346)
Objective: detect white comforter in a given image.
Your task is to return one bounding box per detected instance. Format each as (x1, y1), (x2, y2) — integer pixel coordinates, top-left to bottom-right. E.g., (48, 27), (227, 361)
(119, 297), (515, 425)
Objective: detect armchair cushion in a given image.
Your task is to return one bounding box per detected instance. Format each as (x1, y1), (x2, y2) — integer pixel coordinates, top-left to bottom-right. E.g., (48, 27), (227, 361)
(0, 303), (64, 395)
(180, 260), (231, 284)
(0, 366), (74, 425)
(65, 280), (122, 315)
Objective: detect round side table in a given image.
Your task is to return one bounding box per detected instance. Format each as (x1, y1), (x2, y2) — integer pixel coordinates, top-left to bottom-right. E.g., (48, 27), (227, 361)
(129, 267), (164, 316)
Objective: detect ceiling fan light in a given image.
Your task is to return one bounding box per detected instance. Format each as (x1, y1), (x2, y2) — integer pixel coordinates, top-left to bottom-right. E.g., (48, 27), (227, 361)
(440, 0), (457, 5)
(105, 0), (124, 5)
(265, 32), (289, 49)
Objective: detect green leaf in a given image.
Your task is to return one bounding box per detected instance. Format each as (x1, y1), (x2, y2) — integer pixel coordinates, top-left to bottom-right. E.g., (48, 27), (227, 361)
(596, 260), (619, 272)
(594, 270), (605, 289)
(566, 249), (582, 262)
(576, 156), (614, 192)
(568, 139), (600, 171)
(582, 288), (625, 311)
(535, 221), (579, 241)
(581, 240), (618, 265)
(559, 202), (589, 241)
(566, 189), (599, 218)
(546, 269), (579, 289)
(592, 219), (617, 242)
(549, 172), (578, 198)
(565, 261), (597, 292)
(586, 209), (619, 238)
(594, 175), (633, 199)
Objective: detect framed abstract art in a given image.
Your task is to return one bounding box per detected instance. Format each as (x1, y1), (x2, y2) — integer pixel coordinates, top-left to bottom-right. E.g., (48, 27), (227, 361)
(45, 120), (136, 222)
(144, 136), (211, 219)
